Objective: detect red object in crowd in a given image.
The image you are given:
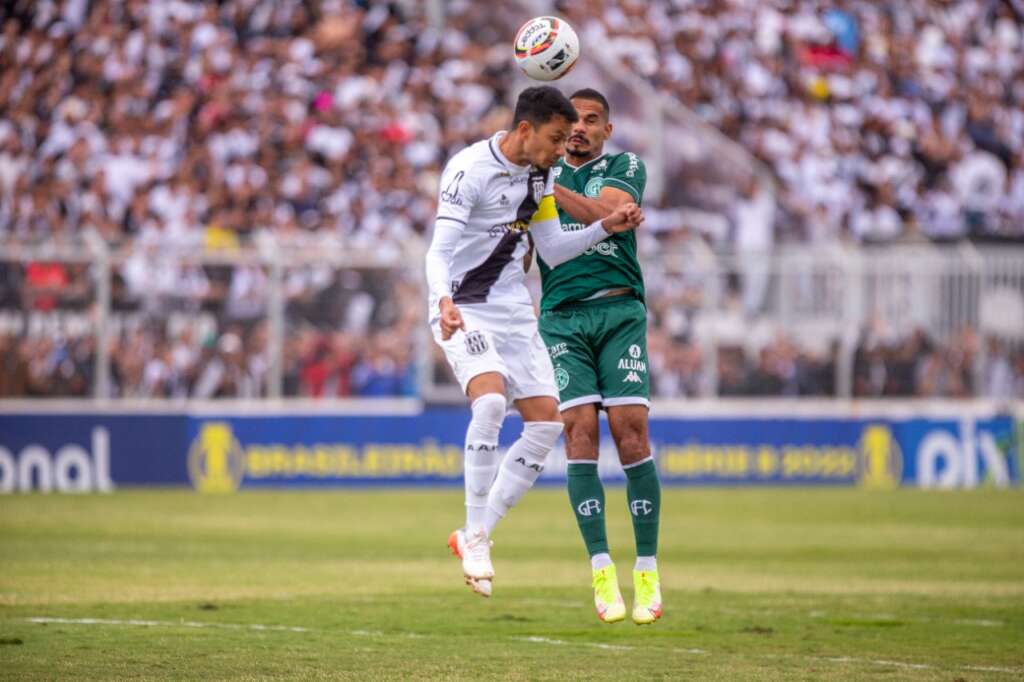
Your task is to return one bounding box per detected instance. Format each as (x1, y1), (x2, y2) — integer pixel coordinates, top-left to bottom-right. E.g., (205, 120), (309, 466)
(379, 122), (412, 144)
(25, 262), (69, 311)
(799, 43), (854, 70)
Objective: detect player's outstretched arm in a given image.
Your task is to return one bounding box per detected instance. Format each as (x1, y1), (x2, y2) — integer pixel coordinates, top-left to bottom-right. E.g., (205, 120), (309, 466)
(530, 197), (643, 267)
(553, 184), (634, 224)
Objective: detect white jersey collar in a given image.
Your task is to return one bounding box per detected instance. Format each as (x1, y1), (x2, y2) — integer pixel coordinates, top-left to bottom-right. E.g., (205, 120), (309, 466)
(489, 131), (530, 173)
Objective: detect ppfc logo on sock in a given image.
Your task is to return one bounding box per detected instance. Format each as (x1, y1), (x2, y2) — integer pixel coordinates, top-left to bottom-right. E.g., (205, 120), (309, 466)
(630, 499), (653, 516)
(577, 499), (602, 516)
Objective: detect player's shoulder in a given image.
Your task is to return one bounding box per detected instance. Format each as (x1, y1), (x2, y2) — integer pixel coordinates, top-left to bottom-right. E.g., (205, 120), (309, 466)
(444, 137), (499, 176)
(606, 150), (646, 175)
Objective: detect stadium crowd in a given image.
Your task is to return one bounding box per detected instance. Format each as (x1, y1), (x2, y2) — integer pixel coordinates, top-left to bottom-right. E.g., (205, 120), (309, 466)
(564, 0), (1024, 243)
(1, 0), (1023, 399)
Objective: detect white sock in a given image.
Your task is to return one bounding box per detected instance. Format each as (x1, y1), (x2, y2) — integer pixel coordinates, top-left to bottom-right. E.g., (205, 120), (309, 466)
(464, 393), (506, 531)
(483, 421), (563, 536)
(591, 552), (613, 570)
(635, 556), (657, 572)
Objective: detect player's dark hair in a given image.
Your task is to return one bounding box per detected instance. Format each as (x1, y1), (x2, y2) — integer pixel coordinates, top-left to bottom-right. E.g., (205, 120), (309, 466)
(569, 88), (611, 118)
(512, 86), (579, 128)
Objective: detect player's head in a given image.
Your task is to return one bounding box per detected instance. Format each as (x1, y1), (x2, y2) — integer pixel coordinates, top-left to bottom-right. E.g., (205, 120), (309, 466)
(511, 86), (578, 169)
(566, 88), (612, 162)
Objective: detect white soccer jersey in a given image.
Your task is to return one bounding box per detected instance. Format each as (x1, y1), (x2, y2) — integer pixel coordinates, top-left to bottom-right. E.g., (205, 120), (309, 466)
(427, 131), (552, 312)
(425, 131), (632, 399)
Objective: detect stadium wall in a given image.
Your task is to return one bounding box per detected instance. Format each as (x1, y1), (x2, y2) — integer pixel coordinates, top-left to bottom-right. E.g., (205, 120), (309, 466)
(0, 401), (1020, 493)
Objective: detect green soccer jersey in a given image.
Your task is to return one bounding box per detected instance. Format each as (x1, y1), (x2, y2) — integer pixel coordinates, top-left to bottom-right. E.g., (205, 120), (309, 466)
(538, 151), (647, 312)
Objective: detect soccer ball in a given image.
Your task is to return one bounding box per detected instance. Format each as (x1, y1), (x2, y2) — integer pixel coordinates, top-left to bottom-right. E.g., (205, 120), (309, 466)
(513, 16), (579, 81)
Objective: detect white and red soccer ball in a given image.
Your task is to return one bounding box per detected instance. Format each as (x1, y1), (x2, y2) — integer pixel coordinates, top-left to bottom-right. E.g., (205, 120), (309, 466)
(513, 16), (580, 82)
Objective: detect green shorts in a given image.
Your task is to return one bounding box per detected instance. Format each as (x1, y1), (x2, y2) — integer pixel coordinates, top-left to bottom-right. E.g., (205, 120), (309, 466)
(538, 294), (650, 411)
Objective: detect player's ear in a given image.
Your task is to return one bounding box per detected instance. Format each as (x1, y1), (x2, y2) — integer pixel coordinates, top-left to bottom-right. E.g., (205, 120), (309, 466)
(516, 119), (534, 137)
(605, 121), (613, 138)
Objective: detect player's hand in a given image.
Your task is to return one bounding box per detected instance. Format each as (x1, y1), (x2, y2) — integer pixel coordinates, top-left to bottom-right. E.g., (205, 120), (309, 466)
(439, 297), (465, 341)
(600, 203), (644, 234)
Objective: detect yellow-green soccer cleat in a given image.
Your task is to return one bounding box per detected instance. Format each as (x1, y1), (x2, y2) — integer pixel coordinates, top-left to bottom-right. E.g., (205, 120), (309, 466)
(591, 565), (626, 623)
(632, 570), (663, 624)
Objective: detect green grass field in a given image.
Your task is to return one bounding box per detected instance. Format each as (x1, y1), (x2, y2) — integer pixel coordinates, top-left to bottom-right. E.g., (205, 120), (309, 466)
(1, 487), (1023, 680)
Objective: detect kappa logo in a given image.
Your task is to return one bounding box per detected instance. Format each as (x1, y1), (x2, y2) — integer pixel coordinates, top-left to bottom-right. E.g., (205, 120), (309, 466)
(464, 331), (489, 356)
(515, 456), (544, 473)
(593, 159), (609, 172)
(630, 499), (653, 516)
(577, 498), (602, 516)
(440, 170), (465, 205)
(629, 344), (641, 359)
(624, 371), (642, 384)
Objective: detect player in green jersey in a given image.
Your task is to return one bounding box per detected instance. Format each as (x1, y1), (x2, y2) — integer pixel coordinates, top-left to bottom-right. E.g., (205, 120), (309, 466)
(537, 89), (662, 625)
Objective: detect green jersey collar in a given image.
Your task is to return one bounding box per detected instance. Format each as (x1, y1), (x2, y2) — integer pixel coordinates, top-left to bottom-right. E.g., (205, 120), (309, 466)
(561, 152), (607, 172)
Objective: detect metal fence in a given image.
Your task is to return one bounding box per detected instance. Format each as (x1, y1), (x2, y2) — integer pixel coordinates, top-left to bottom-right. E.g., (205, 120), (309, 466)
(2, 239), (1023, 403)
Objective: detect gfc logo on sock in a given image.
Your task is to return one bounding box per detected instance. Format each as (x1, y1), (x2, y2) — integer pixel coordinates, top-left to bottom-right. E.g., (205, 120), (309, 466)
(630, 499), (653, 516)
(577, 498), (602, 516)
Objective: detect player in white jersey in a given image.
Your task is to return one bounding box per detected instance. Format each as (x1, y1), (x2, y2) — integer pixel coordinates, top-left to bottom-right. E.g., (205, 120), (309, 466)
(425, 86), (643, 597)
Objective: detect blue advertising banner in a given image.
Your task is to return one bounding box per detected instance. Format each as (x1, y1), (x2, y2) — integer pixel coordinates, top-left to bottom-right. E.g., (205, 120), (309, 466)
(0, 407), (1019, 492)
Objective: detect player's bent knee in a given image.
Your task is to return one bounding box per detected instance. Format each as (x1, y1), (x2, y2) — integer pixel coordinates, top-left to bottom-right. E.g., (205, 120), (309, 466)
(471, 393), (507, 427)
(616, 432), (650, 463)
(522, 420), (563, 450)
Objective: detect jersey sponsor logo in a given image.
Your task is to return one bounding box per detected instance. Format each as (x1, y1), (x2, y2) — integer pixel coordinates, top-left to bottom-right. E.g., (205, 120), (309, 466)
(577, 498), (602, 516)
(629, 344), (642, 359)
(488, 220), (529, 237)
(464, 331), (489, 355)
(501, 173), (528, 185)
(618, 358), (646, 372)
(440, 170), (465, 205)
(548, 342), (569, 360)
(555, 366), (570, 391)
(562, 221), (587, 232)
(623, 371), (643, 384)
(630, 499), (653, 516)
(584, 241), (618, 257)
(624, 153), (640, 178)
(584, 177), (603, 197)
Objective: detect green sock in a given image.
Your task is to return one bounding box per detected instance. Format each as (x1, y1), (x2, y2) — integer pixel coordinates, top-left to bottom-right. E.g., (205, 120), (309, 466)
(567, 462), (608, 557)
(625, 459), (661, 557)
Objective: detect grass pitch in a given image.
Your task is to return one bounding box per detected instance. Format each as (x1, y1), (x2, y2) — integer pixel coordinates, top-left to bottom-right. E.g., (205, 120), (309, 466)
(1, 487), (1022, 680)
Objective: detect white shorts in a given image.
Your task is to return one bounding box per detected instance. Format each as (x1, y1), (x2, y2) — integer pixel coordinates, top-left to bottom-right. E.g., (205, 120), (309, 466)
(431, 303), (559, 402)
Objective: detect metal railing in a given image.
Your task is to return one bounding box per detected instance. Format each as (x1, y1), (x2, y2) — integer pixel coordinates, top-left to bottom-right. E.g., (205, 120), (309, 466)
(2, 239), (1023, 402)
